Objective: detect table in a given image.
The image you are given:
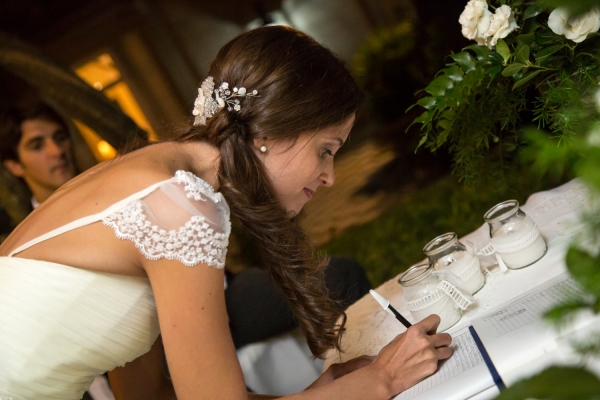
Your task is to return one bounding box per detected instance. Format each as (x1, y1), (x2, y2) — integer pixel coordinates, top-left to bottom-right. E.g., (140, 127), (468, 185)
(323, 178), (593, 396)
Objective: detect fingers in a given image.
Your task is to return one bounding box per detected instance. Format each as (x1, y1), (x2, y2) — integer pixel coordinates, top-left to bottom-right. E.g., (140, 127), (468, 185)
(430, 332), (452, 348)
(435, 345), (454, 360)
(415, 314), (441, 335)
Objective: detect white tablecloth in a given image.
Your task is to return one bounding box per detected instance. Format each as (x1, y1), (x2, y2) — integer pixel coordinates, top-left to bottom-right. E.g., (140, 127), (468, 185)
(324, 178), (592, 369)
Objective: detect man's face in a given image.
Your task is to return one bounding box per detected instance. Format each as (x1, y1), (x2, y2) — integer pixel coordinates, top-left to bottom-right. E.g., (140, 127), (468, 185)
(3, 118), (76, 201)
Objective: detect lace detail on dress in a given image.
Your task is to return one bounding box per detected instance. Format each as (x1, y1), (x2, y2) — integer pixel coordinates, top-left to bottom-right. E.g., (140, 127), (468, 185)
(103, 201), (228, 268)
(175, 170), (224, 203)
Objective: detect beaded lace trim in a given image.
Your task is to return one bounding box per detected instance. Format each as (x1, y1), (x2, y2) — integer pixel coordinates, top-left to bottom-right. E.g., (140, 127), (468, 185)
(174, 170), (225, 203)
(103, 171), (230, 268)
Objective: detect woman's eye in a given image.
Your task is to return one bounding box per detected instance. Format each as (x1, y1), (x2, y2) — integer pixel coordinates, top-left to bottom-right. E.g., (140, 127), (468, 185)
(321, 148), (333, 158)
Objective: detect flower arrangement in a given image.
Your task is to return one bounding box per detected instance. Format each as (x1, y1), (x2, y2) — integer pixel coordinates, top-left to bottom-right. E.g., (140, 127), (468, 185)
(411, 1), (600, 396)
(409, 0), (600, 187)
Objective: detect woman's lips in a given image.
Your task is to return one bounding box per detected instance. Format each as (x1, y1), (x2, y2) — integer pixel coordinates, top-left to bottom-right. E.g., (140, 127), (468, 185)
(304, 188), (314, 200)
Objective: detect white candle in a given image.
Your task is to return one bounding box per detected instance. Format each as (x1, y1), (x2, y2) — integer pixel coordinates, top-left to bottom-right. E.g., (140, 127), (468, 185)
(410, 292), (462, 332)
(445, 254), (485, 295)
(484, 199), (547, 270)
(493, 229), (547, 269)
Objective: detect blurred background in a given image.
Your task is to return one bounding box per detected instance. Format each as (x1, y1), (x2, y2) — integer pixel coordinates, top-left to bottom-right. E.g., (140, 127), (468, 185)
(0, 0), (565, 286)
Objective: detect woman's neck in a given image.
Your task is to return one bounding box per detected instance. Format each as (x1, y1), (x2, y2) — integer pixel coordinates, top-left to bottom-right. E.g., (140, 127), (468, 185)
(173, 141), (222, 190)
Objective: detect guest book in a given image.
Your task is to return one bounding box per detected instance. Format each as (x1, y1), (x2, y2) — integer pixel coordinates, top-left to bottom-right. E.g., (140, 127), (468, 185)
(395, 272), (595, 400)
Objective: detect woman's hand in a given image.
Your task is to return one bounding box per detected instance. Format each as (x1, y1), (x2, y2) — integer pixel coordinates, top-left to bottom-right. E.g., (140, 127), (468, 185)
(370, 314), (453, 396)
(306, 355), (375, 390)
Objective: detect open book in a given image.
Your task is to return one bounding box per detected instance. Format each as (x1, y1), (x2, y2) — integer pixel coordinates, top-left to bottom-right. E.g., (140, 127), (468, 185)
(395, 272), (593, 400)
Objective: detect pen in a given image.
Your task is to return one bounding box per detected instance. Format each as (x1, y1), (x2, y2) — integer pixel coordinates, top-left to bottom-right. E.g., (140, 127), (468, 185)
(369, 289), (412, 328)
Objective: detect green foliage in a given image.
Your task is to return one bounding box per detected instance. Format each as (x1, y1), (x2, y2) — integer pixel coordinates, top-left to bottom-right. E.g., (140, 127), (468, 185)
(540, 0), (600, 16)
(494, 366), (600, 400)
(408, 0), (600, 186)
(404, 0), (600, 396)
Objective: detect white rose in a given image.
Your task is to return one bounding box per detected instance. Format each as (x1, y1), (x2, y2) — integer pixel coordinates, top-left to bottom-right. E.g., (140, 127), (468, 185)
(485, 5), (519, 47)
(459, 0), (493, 45)
(548, 7), (600, 43)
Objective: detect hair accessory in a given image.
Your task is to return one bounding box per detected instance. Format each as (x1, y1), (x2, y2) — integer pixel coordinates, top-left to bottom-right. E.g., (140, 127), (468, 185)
(193, 76), (259, 126)
(260, 145), (267, 153)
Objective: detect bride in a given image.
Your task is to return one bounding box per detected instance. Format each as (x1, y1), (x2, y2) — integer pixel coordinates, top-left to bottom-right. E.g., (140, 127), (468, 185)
(0, 25), (452, 399)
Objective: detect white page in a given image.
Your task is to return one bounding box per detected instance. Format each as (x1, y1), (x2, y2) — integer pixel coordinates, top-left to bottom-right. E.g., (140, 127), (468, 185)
(394, 326), (494, 400)
(471, 272), (587, 386)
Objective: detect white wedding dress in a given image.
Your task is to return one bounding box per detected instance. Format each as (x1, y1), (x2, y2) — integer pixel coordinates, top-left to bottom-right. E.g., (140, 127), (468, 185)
(0, 171), (230, 400)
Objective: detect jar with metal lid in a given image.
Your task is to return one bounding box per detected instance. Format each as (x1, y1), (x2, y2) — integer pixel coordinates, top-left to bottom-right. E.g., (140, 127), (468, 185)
(398, 262), (465, 332)
(423, 232), (485, 295)
(483, 200), (547, 270)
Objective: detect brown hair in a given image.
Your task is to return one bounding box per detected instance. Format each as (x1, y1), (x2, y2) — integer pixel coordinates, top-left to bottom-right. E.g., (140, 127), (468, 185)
(177, 25), (363, 356)
(0, 102), (69, 162)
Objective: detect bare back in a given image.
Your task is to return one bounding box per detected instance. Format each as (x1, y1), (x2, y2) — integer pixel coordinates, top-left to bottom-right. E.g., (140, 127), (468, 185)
(0, 141), (222, 277)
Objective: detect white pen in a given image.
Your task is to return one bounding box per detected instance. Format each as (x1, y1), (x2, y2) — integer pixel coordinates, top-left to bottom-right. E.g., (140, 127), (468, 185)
(369, 289), (412, 328)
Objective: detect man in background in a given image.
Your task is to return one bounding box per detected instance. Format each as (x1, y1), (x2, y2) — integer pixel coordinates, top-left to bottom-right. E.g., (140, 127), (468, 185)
(0, 102), (76, 212)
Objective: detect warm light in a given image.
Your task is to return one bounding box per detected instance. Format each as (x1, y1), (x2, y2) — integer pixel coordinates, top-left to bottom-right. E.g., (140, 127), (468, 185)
(97, 140), (117, 159)
(75, 52), (157, 141)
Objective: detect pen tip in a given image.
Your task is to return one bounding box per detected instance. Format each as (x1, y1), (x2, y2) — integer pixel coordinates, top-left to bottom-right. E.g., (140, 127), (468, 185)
(369, 289), (389, 309)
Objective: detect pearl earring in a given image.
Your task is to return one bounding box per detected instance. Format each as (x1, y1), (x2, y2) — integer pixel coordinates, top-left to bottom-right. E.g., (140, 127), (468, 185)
(260, 145), (267, 153)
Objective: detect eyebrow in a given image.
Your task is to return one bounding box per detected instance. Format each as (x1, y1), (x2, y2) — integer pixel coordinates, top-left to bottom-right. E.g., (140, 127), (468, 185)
(330, 137), (345, 146)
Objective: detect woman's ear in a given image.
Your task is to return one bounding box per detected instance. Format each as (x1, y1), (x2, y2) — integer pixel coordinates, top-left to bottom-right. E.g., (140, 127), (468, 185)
(252, 138), (268, 155)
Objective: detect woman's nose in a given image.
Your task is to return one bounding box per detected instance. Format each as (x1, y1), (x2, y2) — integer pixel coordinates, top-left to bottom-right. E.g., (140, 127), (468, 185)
(320, 161), (335, 187)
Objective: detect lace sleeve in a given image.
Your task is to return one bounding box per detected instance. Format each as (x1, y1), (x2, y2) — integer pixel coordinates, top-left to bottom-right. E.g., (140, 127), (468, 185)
(103, 172), (231, 268)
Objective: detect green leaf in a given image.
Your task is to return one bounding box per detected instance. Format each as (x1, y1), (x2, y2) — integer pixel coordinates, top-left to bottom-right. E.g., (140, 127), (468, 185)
(535, 44), (565, 60)
(494, 366), (600, 400)
(442, 65), (464, 82)
(566, 247), (600, 299)
(463, 44), (491, 60)
(416, 97), (437, 110)
(495, 39), (511, 63)
(451, 51), (476, 73)
(523, 4), (546, 20)
(487, 64), (502, 82)
(512, 69), (542, 89)
(412, 110), (435, 126)
(517, 33), (536, 47)
(516, 45), (530, 64)
(424, 75), (454, 97)
(415, 133), (428, 150)
(544, 299), (592, 323)
(502, 63), (526, 77)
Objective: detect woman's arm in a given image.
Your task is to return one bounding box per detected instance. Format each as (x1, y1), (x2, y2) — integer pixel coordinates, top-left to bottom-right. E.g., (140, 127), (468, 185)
(143, 257), (248, 399)
(108, 337), (177, 400)
(113, 261), (450, 400)
(288, 315), (452, 399)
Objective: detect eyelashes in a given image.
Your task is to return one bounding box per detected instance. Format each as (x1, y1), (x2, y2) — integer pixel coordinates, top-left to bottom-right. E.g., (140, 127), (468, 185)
(321, 148), (334, 158)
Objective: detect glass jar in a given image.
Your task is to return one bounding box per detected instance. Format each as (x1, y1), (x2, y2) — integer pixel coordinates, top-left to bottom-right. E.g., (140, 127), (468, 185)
(483, 200), (547, 270)
(398, 263), (461, 332)
(423, 232), (485, 295)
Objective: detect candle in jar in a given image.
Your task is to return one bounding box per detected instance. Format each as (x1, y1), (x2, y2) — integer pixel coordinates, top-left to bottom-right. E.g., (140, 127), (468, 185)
(423, 232), (485, 295)
(484, 200), (547, 270)
(491, 225), (547, 269)
(399, 263), (462, 332)
(444, 253), (484, 295)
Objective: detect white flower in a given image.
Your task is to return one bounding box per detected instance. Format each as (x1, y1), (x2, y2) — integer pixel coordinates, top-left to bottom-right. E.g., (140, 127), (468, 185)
(548, 7), (600, 43)
(485, 5), (519, 47)
(459, 0), (493, 45)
